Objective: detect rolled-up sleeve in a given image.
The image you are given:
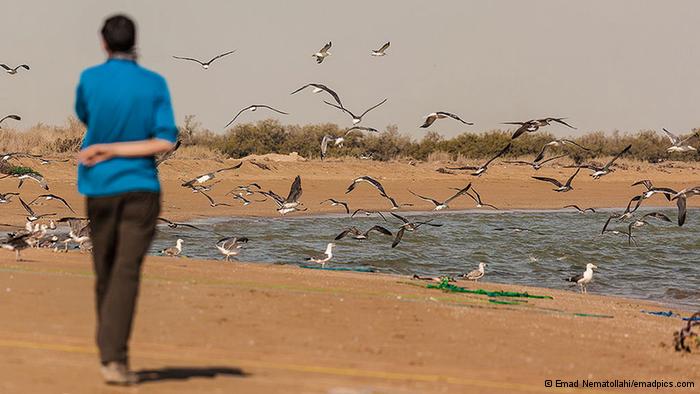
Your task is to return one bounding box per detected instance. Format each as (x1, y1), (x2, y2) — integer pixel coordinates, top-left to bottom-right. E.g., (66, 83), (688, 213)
(153, 78), (178, 143)
(75, 75), (88, 125)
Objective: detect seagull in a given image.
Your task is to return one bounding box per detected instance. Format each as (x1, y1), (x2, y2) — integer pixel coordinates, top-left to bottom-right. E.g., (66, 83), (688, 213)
(532, 168), (581, 192)
(28, 194), (75, 213)
(390, 212), (443, 248)
(589, 144), (632, 179)
(461, 262), (487, 282)
(261, 175), (304, 215)
(198, 190), (232, 207)
(503, 154), (567, 171)
(534, 140), (590, 162)
(565, 263), (598, 293)
(335, 225), (392, 240)
(184, 180), (221, 194)
(0, 114), (21, 128)
(631, 180), (676, 201)
(17, 173), (49, 190)
(504, 117), (576, 139)
(408, 183), (471, 211)
(181, 163), (242, 187)
(290, 83), (343, 107)
(345, 126), (379, 135)
(351, 209), (387, 221)
(306, 243), (335, 267)
(564, 205), (596, 214)
(157, 217), (206, 232)
(670, 186), (700, 226)
(627, 212), (672, 245)
(160, 239), (184, 257)
(465, 188), (498, 209)
(371, 41), (390, 56)
(224, 105), (289, 128)
(19, 198), (55, 222)
(419, 112), (473, 128)
(227, 193), (256, 206)
(320, 199), (350, 214)
(602, 228), (638, 246)
(233, 183), (262, 196)
(215, 236), (249, 261)
(446, 143), (511, 176)
(0, 192), (19, 204)
(155, 140), (181, 167)
(323, 98), (387, 125)
(346, 176), (388, 196)
(320, 135), (345, 160)
(662, 128), (697, 153)
(0, 233), (31, 261)
(312, 42), (332, 64)
(0, 64), (30, 75)
(172, 50), (236, 69)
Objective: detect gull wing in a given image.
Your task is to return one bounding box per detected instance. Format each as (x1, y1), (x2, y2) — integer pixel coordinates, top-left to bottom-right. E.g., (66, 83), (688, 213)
(531, 176), (563, 188)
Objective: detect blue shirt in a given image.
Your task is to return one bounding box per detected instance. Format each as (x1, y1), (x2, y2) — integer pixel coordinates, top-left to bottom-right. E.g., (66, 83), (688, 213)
(75, 58), (177, 197)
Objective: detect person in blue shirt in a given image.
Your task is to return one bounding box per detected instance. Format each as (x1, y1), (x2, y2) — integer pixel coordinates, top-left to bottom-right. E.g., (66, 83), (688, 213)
(75, 14), (177, 385)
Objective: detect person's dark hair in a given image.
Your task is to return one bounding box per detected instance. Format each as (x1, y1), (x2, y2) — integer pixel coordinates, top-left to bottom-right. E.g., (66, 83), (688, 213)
(101, 14), (136, 53)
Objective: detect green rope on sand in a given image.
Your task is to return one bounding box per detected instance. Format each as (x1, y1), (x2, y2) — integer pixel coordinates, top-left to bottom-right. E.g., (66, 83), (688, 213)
(299, 265), (376, 273)
(427, 278), (554, 299)
(488, 299), (525, 305)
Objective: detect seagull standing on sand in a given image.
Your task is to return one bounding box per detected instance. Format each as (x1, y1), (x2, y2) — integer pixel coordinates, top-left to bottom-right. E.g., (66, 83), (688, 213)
(306, 243), (335, 267)
(1, 64), (30, 75)
(371, 42), (390, 56)
(224, 105), (289, 128)
(532, 168), (581, 192)
(312, 42), (332, 64)
(408, 183), (472, 211)
(0, 115), (21, 128)
(172, 50), (236, 69)
(160, 239), (184, 257)
(420, 112), (473, 128)
(323, 98), (388, 125)
(446, 143), (511, 177)
(215, 237), (248, 261)
(0, 233), (31, 261)
(462, 262), (487, 282)
(290, 83), (343, 107)
(320, 199), (350, 214)
(565, 263), (598, 293)
(662, 128), (697, 153)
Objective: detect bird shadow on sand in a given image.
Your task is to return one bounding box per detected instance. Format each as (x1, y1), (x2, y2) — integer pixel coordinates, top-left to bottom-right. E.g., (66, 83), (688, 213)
(136, 366), (249, 384)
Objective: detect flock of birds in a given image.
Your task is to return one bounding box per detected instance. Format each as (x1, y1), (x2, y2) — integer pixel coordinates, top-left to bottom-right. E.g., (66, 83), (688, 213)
(1, 44), (698, 295)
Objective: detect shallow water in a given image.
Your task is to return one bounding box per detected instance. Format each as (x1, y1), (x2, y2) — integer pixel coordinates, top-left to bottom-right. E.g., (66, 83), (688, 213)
(150, 208), (700, 309)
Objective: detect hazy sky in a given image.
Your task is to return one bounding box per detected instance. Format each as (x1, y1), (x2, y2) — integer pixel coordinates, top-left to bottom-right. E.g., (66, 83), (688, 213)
(1, 0), (699, 137)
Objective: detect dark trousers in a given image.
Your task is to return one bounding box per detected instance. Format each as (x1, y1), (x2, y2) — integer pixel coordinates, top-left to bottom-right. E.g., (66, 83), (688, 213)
(86, 192), (160, 364)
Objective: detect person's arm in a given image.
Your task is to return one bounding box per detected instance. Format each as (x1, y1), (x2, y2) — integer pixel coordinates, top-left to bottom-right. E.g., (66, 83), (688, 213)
(75, 76), (88, 124)
(78, 139), (175, 167)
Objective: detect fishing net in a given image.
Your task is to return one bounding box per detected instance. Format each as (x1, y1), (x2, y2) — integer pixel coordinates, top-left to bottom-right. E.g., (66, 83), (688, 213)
(426, 277), (554, 299)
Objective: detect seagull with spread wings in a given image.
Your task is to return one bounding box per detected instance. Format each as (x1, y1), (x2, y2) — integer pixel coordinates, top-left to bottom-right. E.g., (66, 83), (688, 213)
(371, 42), (390, 56)
(17, 173), (49, 191)
(662, 128), (698, 153)
(420, 112), (473, 128)
(0, 114), (21, 128)
(408, 183), (471, 211)
(564, 205), (596, 214)
(224, 105), (289, 128)
(320, 199), (350, 214)
(589, 144), (632, 179)
(324, 98), (387, 125)
(534, 139), (590, 162)
(216, 236), (249, 261)
(504, 117), (576, 139)
(312, 42), (332, 64)
(181, 163), (242, 188)
(157, 217), (206, 232)
(172, 50), (236, 69)
(446, 143), (511, 176)
(503, 154), (567, 171)
(290, 83), (343, 107)
(1, 64), (29, 75)
(198, 190), (233, 208)
(532, 168), (581, 192)
(465, 187), (498, 209)
(335, 225), (392, 240)
(19, 198), (55, 222)
(29, 194), (75, 213)
(390, 212), (443, 248)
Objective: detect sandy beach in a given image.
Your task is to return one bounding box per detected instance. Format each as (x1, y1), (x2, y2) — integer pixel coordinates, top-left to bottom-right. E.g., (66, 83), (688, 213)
(0, 249), (697, 393)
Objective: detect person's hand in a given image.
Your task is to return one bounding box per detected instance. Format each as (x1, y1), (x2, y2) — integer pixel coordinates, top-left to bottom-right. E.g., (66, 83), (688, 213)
(78, 144), (116, 167)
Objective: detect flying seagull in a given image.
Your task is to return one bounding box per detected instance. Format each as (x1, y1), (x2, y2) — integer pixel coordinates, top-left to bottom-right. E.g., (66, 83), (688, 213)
(224, 105), (289, 128)
(0, 192), (19, 204)
(662, 128), (698, 153)
(19, 197), (55, 222)
(390, 212), (443, 248)
(155, 140), (181, 167)
(16, 173), (49, 191)
(590, 144), (632, 179)
(627, 212), (673, 245)
(181, 163), (242, 187)
(160, 239), (184, 257)
(461, 262), (487, 282)
(671, 186), (700, 226)
(306, 243), (335, 267)
(346, 176), (388, 196)
(446, 143), (511, 176)
(198, 190), (233, 208)
(564, 204), (596, 214)
(465, 187), (498, 209)
(320, 134), (345, 160)
(371, 41), (390, 56)
(28, 194), (75, 213)
(351, 209), (387, 221)
(420, 112), (473, 128)
(534, 139), (590, 162)
(261, 175), (304, 215)
(631, 180), (676, 201)
(0, 115), (21, 128)
(345, 126), (379, 135)
(320, 199), (349, 214)
(383, 194), (413, 211)
(323, 98), (388, 125)
(157, 217), (206, 232)
(0, 64), (29, 75)
(408, 183), (472, 211)
(290, 83), (343, 107)
(172, 50), (236, 69)
(532, 168), (581, 192)
(215, 236), (249, 261)
(504, 117), (577, 139)
(565, 263), (598, 293)
(503, 154), (567, 171)
(335, 225), (392, 240)
(312, 42), (332, 64)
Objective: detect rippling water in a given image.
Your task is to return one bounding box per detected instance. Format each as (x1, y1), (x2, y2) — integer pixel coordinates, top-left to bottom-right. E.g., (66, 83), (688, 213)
(150, 208), (700, 309)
